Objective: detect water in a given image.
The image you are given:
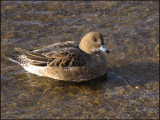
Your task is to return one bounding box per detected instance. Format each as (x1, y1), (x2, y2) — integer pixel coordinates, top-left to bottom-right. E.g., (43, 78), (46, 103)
(1, 1), (159, 119)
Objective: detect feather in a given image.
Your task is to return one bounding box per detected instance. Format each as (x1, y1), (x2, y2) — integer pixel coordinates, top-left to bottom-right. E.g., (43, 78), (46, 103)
(30, 62), (47, 66)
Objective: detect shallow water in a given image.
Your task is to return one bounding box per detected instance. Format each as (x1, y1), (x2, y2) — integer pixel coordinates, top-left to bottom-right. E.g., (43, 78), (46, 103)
(1, 1), (159, 119)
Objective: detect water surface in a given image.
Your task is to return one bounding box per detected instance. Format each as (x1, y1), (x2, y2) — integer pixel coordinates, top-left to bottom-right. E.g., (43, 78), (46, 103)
(1, 1), (159, 119)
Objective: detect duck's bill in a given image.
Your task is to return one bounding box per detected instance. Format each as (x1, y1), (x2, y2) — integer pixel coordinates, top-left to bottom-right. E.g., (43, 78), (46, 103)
(99, 45), (110, 53)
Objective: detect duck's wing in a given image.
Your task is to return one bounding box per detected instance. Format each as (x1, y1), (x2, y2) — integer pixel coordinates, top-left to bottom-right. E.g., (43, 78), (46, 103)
(25, 47), (87, 67)
(44, 48), (87, 67)
(8, 41), (88, 68)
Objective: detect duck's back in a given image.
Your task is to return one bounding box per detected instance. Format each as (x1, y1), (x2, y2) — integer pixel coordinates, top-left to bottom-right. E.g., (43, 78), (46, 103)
(34, 41), (79, 53)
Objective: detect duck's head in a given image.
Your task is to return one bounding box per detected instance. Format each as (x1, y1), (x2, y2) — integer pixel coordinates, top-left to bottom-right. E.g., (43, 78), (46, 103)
(79, 32), (110, 54)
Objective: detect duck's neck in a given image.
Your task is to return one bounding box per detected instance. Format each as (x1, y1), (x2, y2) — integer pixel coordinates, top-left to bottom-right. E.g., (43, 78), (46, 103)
(79, 45), (91, 54)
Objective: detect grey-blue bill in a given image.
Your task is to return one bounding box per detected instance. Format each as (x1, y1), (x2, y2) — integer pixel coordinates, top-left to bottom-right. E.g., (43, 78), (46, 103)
(99, 45), (110, 53)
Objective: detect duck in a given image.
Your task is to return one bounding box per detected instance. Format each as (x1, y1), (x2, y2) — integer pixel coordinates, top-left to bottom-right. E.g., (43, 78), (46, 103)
(7, 32), (110, 82)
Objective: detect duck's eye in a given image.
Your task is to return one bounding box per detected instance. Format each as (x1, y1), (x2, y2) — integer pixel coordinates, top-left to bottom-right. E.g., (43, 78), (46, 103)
(93, 39), (97, 42)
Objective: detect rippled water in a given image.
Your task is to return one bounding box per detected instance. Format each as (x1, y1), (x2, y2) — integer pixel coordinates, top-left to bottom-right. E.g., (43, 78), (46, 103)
(1, 1), (159, 119)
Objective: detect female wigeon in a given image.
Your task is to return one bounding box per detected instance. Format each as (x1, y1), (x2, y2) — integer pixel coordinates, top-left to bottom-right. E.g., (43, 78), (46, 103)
(7, 32), (110, 82)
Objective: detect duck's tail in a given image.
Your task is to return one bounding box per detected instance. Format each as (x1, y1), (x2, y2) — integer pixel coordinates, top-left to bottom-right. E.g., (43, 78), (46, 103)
(6, 55), (21, 64)
(6, 47), (28, 64)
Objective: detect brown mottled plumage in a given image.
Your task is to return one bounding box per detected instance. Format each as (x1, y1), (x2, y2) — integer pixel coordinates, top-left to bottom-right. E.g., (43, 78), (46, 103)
(7, 32), (110, 82)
